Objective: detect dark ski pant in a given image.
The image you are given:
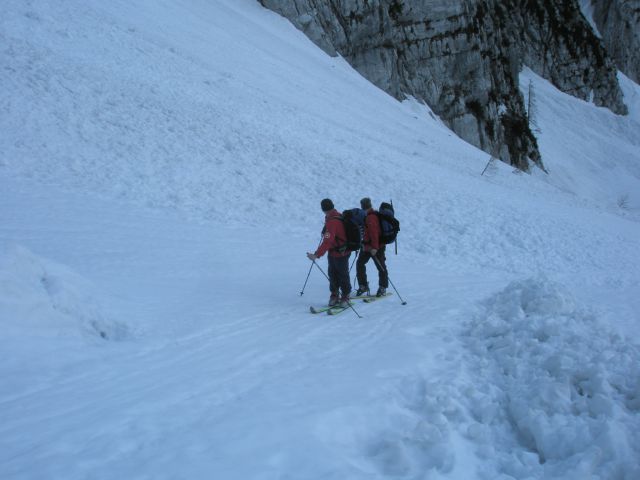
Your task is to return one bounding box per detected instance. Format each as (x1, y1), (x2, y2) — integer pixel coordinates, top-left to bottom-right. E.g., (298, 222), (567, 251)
(356, 246), (388, 289)
(328, 254), (351, 297)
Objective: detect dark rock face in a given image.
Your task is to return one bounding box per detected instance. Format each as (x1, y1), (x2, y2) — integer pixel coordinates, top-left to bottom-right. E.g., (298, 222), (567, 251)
(589, 0), (640, 84)
(260, 0), (629, 170)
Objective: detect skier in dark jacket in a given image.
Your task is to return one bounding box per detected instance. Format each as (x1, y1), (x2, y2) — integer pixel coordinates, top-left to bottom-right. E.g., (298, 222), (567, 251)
(307, 198), (351, 307)
(355, 197), (388, 297)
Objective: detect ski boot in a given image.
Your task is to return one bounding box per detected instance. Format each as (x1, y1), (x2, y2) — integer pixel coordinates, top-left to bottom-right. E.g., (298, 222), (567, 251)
(339, 294), (350, 309)
(376, 287), (387, 297)
(355, 285), (370, 297)
(328, 293), (339, 307)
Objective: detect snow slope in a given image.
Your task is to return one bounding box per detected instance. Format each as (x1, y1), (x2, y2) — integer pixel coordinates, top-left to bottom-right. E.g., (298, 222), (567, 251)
(521, 67), (640, 212)
(1, 0), (639, 479)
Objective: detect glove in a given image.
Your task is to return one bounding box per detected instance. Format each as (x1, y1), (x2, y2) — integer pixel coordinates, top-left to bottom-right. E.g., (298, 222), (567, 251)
(370, 248), (378, 256)
(307, 252), (318, 261)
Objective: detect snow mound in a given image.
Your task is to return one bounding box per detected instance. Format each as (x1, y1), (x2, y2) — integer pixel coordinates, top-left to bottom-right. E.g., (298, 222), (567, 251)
(465, 278), (640, 479)
(312, 279), (639, 478)
(0, 246), (128, 341)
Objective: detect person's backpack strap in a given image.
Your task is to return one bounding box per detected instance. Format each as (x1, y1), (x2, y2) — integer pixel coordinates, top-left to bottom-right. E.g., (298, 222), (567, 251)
(329, 214), (347, 253)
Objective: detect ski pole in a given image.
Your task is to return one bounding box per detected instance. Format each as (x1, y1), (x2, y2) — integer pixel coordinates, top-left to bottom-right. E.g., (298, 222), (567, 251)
(349, 249), (359, 272)
(300, 237), (323, 296)
(299, 262), (314, 296)
(312, 260), (362, 318)
(349, 249), (359, 289)
(372, 255), (407, 305)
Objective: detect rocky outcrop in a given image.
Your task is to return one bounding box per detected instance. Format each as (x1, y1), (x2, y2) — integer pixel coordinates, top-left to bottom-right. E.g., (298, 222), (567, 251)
(588, 0), (640, 83)
(510, 1), (626, 113)
(260, 0), (629, 171)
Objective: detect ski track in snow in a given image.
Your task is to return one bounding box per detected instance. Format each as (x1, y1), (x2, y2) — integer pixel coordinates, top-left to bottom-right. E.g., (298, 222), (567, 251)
(0, 182), (507, 479)
(1, 0), (640, 478)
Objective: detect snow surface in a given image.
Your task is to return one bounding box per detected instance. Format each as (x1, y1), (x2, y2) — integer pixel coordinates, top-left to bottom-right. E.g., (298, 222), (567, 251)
(1, 0), (639, 479)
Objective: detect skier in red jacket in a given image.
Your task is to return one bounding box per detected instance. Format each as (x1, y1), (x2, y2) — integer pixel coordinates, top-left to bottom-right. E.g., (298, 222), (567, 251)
(307, 198), (352, 307)
(356, 197), (388, 297)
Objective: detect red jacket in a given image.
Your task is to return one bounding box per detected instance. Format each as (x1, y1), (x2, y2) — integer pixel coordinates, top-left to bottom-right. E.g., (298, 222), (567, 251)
(315, 209), (350, 258)
(363, 208), (381, 251)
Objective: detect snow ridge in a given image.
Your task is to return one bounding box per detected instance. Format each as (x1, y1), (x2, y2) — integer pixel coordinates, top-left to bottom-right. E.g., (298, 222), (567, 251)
(0, 245), (127, 341)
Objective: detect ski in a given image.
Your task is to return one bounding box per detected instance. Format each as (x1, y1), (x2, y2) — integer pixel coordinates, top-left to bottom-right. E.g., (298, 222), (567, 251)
(310, 303), (352, 315)
(363, 292), (393, 303)
(310, 294), (391, 314)
(309, 305), (348, 315)
(326, 304), (351, 315)
(346, 293), (387, 302)
(309, 295), (369, 313)
(310, 305), (334, 314)
(350, 294), (373, 301)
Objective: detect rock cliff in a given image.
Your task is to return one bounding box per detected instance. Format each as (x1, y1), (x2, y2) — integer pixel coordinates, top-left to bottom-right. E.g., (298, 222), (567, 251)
(588, 0), (640, 84)
(260, 0), (629, 170)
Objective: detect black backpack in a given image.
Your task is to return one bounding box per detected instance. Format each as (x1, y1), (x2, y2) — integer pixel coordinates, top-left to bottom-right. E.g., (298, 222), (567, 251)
(336, 208), (366, 252)
(376, 202), (400, 245)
